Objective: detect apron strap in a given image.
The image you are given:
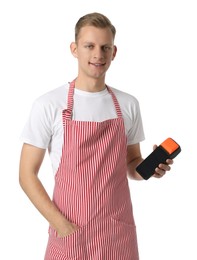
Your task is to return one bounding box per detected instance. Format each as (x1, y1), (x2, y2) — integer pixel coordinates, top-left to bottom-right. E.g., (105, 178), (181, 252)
(63, 80), (123, 122)
(63, 80), (75, 122)
(106, 86), (123, 118)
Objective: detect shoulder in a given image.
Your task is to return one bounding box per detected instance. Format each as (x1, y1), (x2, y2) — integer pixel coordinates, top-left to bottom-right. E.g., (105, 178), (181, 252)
(109, 86), (140, 109)
(33, 83), (68, 109)
(108, 86), (143, 123)
(28, 83), (69, 128)
(30, 84), (69, 121)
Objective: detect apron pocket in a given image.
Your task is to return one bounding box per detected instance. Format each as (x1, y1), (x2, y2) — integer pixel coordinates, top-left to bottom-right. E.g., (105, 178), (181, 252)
(109, 217), (139, 258)
(48, 225), (87, 259)
(48, 225), (82, 238)
(110, 216), (136, 229)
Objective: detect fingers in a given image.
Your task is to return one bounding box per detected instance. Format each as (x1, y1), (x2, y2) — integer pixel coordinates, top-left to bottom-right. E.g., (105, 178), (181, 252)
(153, 166), (169, 178)
(166, 159), (173, 165)
(153, 159), (174, 178)
(57, 222), (80, 238)
(153, 144), (157, 150)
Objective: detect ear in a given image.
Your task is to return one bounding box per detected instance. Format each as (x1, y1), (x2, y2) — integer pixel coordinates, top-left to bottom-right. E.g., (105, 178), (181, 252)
(112, 45), (117, 60)
(70, 42), (78, 58)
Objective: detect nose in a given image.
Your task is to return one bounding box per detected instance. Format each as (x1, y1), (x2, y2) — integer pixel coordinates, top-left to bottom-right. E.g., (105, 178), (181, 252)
(93, 46), (104, 60)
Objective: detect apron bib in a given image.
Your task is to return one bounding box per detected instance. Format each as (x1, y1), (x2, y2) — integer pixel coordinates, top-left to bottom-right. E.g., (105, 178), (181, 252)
(45, 80), (139, 260)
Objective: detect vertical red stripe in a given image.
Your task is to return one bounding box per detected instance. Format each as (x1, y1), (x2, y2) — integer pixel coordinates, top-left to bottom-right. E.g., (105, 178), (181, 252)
(45, 81), (139, 259)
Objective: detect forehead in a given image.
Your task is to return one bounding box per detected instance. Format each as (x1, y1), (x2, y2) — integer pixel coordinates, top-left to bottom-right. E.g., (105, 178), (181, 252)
(77, 26), (114, 45)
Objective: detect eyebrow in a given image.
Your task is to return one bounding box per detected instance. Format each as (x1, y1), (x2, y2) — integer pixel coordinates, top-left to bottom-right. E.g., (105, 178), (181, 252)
(83, 42), (113, 46)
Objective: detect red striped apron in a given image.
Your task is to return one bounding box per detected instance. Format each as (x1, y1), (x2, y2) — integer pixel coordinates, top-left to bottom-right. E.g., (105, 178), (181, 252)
(45, 80), (139, 260)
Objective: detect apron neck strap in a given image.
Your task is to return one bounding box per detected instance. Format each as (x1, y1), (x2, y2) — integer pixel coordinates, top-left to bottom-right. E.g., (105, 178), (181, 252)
(64, 79), (123, 120)
(106, 86), (123, 118)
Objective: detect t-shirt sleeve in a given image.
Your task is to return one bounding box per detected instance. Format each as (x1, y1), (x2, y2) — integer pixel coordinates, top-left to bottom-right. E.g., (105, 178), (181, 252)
(20, 98), (53, 149)
(127, 99), (145, 145)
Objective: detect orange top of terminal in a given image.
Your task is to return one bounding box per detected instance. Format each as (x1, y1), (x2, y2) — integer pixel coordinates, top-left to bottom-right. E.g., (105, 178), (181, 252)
(160, 138), (180, 154)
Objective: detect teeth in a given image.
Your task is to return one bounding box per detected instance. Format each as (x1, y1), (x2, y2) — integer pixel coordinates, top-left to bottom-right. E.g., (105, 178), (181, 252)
(90, 62), (104, 66)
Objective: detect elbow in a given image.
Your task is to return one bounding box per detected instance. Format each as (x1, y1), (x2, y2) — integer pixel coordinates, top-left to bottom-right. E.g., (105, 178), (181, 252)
(19, 169), (26, 190)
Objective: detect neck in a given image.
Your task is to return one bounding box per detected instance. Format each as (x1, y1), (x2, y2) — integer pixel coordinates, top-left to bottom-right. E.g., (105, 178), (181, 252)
(74, 77), (106, 92)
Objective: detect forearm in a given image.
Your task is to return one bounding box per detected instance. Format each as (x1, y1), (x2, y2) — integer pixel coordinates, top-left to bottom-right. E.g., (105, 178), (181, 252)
(19, 172), (71, 235)
(19, 143), (78, 237)
(127, 157), (144, 180)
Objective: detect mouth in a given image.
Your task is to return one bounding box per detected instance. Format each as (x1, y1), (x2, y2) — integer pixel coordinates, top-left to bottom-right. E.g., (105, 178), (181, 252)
(89, 62), (106, 67)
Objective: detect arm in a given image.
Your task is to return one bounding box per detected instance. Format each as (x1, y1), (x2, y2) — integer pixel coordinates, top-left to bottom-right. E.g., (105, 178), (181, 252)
(127, 143), (173, 180)
(19, 143), (78, 237)
(127, 143), (144, 180)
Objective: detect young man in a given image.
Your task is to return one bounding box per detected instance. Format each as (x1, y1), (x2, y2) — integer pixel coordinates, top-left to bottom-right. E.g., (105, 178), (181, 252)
(19, 12), (173, 259)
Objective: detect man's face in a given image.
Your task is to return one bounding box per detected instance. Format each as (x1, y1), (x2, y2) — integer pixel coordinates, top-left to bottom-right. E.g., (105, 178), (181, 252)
(71, 26), (117, 80)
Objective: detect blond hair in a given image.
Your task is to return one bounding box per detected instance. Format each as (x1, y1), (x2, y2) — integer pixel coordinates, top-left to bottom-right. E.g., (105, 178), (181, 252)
(75, 12), (116, 42)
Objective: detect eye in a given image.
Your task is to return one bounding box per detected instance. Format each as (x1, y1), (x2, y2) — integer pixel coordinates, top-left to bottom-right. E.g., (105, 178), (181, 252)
(102, 46), (112, 52)
(85, 44), (94, 49)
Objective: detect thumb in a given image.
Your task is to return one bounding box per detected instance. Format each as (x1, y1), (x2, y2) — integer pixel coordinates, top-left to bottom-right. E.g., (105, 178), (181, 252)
(153, 144), (157, 151)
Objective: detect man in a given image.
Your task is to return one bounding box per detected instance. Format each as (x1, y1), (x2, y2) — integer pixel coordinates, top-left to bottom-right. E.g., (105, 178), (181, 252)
(19, 12), (173, 259)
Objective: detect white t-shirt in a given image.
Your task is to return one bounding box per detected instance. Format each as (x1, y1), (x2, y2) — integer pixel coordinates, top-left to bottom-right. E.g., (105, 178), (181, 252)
(21, 83), (145, 175)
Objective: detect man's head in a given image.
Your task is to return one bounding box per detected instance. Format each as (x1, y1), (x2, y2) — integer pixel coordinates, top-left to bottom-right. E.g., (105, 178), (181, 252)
(75, 12), (116, 43)
(70, 12), (117, 84)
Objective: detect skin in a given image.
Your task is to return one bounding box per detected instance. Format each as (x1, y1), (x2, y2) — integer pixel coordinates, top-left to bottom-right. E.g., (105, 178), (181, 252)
(19, 25), (173, 238)
(70, 26), (117, 92)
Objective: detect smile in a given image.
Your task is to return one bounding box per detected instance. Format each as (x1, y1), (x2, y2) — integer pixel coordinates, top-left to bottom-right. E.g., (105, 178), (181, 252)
(89, 62), (106, 67)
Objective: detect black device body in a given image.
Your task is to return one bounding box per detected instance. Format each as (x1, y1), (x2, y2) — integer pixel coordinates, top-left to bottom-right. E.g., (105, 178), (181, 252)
(136, 138), (181, 180)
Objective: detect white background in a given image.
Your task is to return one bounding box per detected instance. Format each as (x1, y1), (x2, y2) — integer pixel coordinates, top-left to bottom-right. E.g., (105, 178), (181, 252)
(0, 0), (196, 259)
